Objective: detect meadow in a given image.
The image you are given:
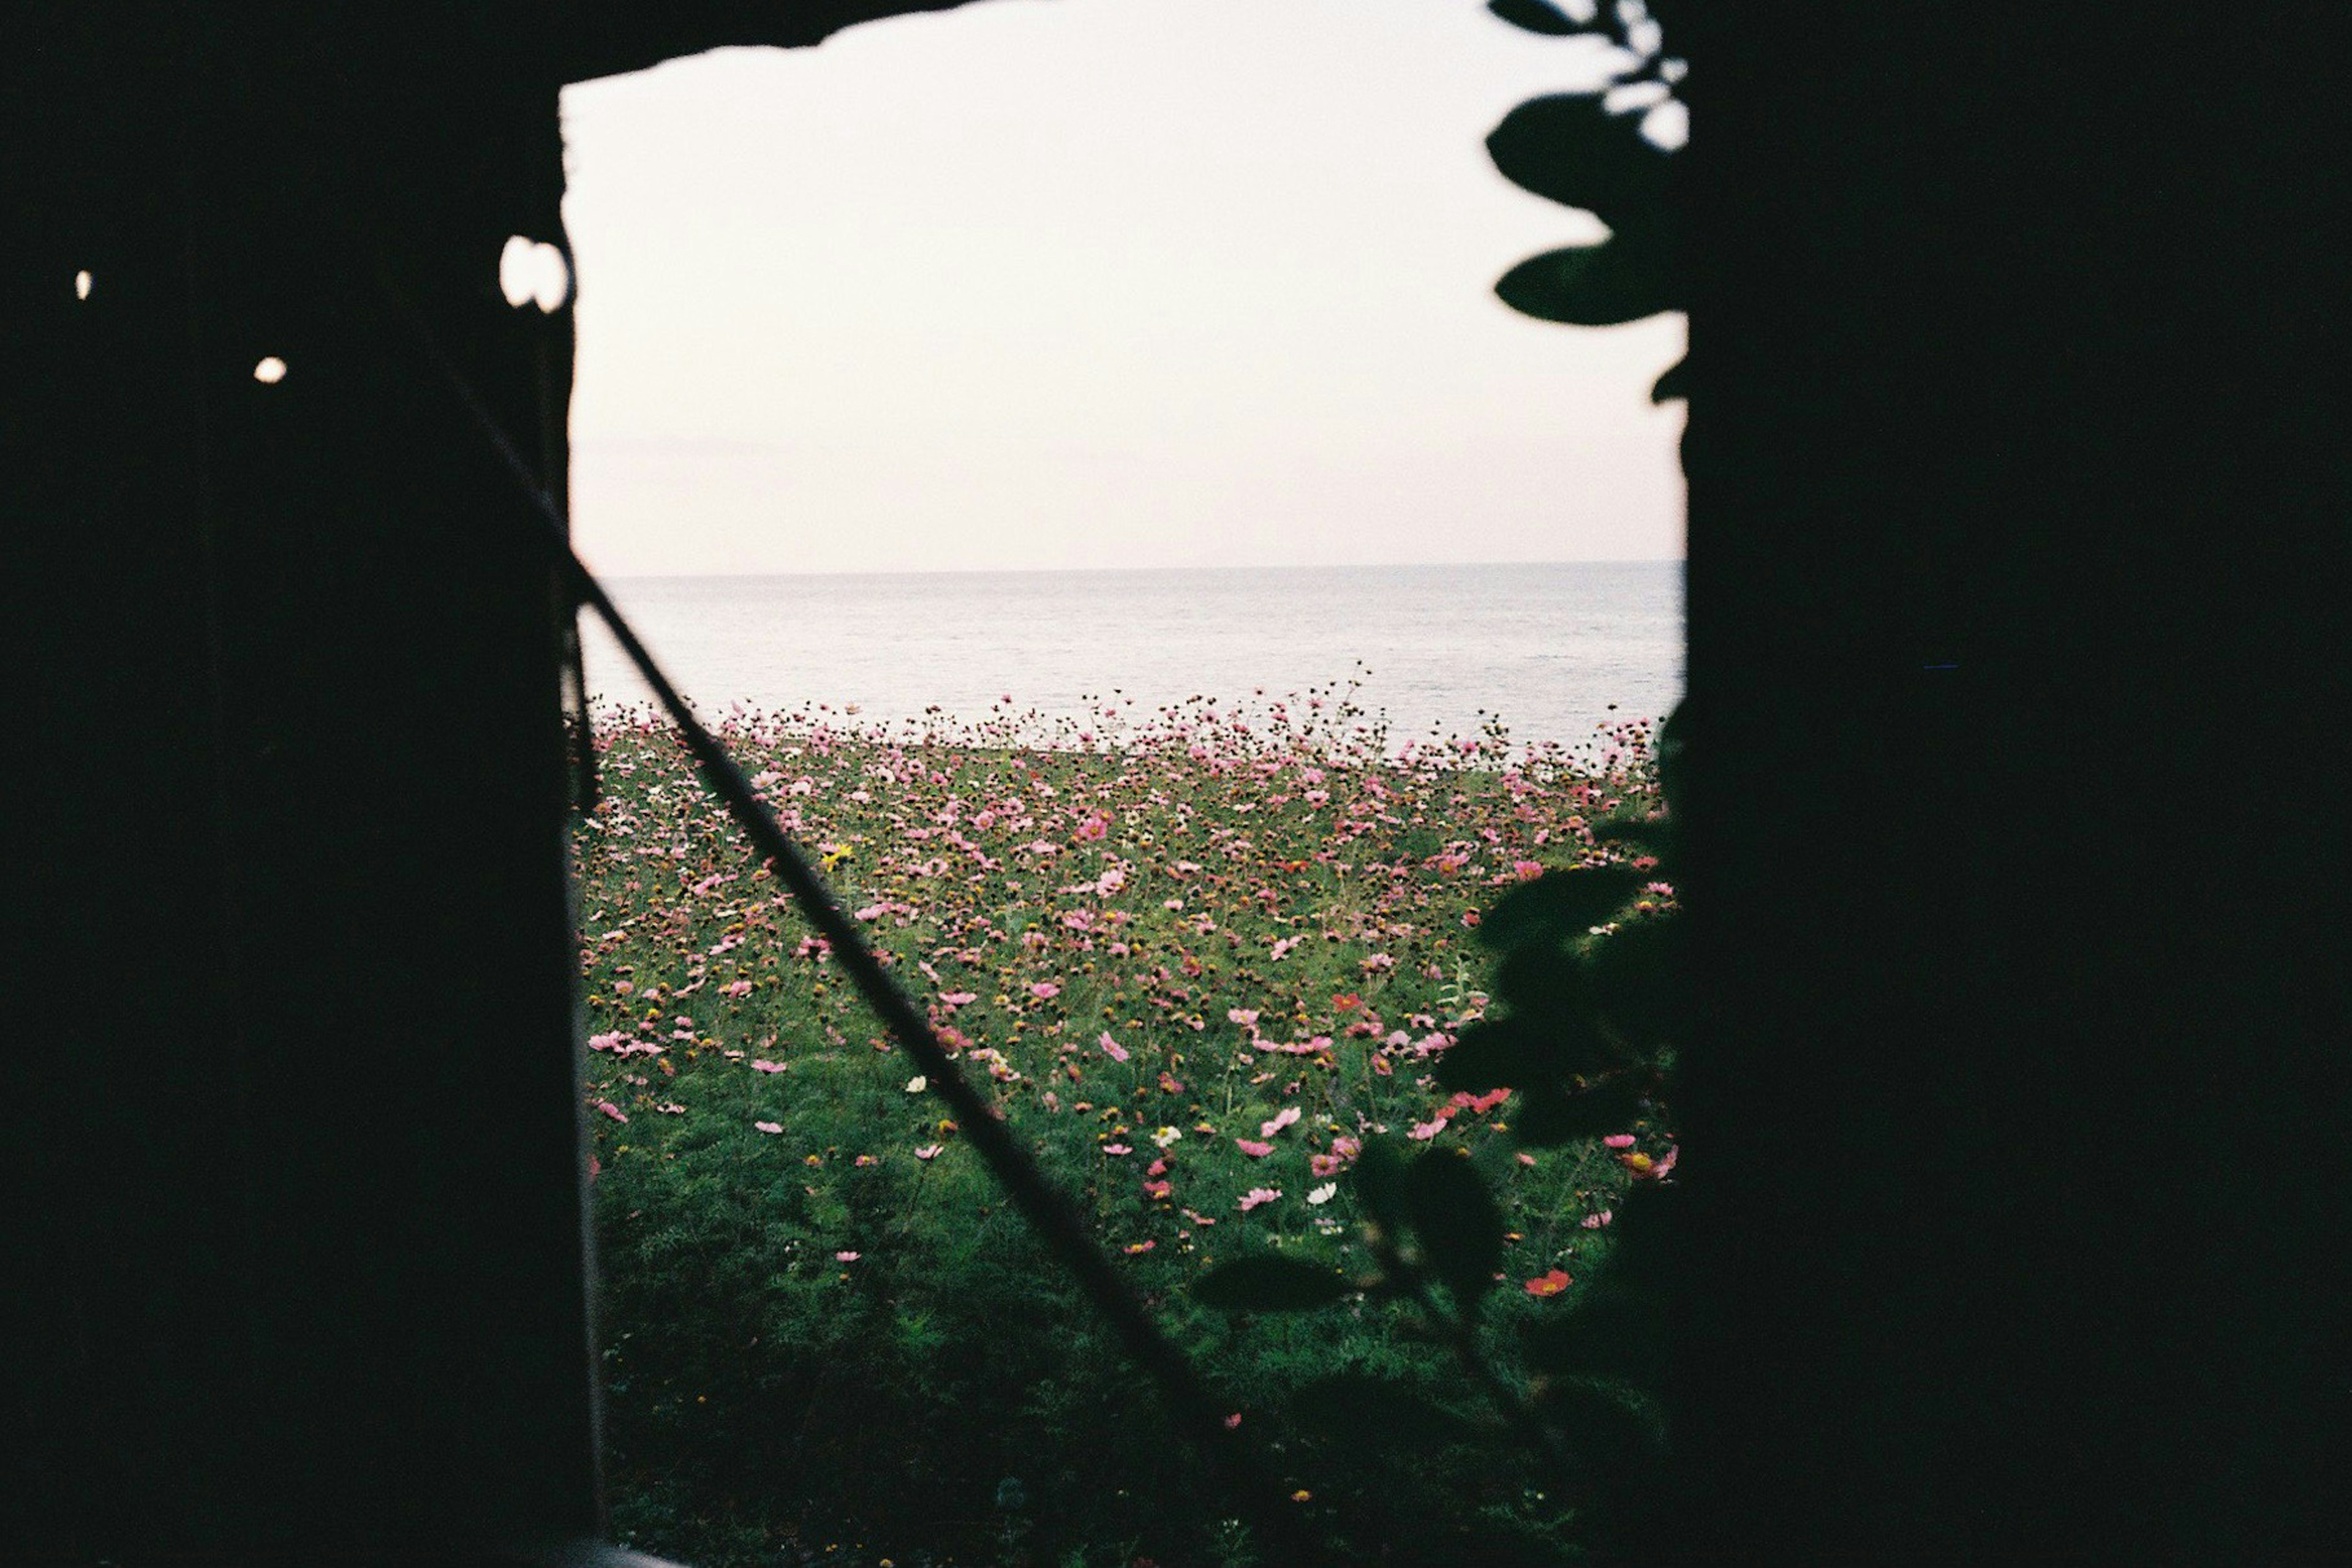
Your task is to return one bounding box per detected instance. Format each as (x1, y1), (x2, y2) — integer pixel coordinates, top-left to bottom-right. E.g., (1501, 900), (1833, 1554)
(572, 686), (1675, 1567)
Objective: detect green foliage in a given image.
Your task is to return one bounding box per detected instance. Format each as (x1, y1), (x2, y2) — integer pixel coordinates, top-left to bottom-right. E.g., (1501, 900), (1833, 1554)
(1403, 1148), (1507, 1309)
(1191, 1254), (1352, 1311)
(576, 693), (1667, 1566)
(1497, 241), (1674, 326)
(1488, 94), (1671, 228)
(1487, 0), (1584, 38)
(1487, 0), (1685, 333)
(1477, 864), (1646, 951)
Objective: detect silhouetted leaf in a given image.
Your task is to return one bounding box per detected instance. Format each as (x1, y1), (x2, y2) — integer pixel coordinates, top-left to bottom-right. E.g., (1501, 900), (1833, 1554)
(1192, 1255), (1351, 1313)
(1586, 916), (1688, 1046)
(1492, 946), (1599, 1039)
(1522, 1281), (1667, 1384)
(1487, 93), (1672, 225)
(1534, 1374), (1669, 1456)
(1351, 1137), (1410, 1238)
(1589, 810), (1665, 847)
(1498, 241), (1673, 325)
(1404, 1150), (1506, 1309)
(1479, 865), (1644, 951)
(1286, 1371), (1479, 1441)
(1487, 0), (1581, 35)
(1651, 356), (1689, 402)
(1511, 1076), (1648, 1147)
(1523, 1007), (1640, 1080)
(1432, 1017), (1546, 1091)
(1657, 698), (1690, 812)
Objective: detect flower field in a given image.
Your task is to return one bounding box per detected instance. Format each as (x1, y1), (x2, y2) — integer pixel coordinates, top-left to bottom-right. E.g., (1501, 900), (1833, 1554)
(573, 689), (1675, 1567)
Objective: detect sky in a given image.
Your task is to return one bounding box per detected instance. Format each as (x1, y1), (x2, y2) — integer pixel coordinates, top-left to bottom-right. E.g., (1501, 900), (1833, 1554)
(557, 0), (1685, 577)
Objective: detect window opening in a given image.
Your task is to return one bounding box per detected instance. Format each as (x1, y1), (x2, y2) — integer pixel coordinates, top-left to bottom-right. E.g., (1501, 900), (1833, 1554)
(552, 4), (1687, 1562)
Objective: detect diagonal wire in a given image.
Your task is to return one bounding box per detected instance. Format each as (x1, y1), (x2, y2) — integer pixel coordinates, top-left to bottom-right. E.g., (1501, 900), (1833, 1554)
(363, 257), (1332, 1566)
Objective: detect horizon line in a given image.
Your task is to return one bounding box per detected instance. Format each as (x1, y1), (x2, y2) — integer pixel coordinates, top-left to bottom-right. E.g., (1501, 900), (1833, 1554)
(586, 556), (1685, 582)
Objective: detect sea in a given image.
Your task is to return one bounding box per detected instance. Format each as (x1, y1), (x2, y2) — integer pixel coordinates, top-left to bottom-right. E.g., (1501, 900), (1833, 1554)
(578, 560), (1682, 756)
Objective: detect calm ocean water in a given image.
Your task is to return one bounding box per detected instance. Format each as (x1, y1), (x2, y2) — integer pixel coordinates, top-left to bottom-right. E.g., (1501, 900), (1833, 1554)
(579, 561), (1682, 753)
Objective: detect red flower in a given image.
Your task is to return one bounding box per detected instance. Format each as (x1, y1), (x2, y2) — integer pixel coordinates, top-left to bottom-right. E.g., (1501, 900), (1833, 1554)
(1523, 1268), (1574, 1297)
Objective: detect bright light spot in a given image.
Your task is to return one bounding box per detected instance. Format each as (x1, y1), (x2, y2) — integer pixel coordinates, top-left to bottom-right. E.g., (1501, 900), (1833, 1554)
(1642, 99), (1687, 151)
(74, 271), (92, 301)
(253, 356), (287, 384)
(500, 235), (572, 313)
(1603, 79), (1670, 113)
(498, 235), (537, 307)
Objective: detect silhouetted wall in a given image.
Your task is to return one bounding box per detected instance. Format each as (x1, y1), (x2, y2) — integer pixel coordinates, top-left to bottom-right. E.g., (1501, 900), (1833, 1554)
(1668, 4), (2348, 1560)
(5, 4), (2342, 1563)
(6, 10), (594, 1556)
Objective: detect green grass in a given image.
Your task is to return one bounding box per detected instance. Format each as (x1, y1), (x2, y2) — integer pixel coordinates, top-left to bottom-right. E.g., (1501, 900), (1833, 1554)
(573, 692), (1673, 1567)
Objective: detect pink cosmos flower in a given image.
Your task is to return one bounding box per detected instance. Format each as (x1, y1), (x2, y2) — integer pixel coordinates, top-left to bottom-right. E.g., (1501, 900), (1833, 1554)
(1104, 1144), (1133, 1156)
(835, 1251), (859, 1262)
(754, 1120), (782, 1134)
(1603, 1133), (1637, 1148)
(594, 1101), (628, 1123)
(1259, 1106), (1302, 1138)
(1142, 1180), (1172, 1200)
(1098, 1031), (1130, 1063)
(1234, 1138), (1275, 1158)
(1029, 982), (1061, 1000)
(1408, 1118), (1447, 1141)
(1237, 1187), (1281, 1212)
(1581, 1209), (1615, 1229)
(914, 1144), (943, 1160)
(752, 1060), (785, 1074)
(721, 979), (754, 998)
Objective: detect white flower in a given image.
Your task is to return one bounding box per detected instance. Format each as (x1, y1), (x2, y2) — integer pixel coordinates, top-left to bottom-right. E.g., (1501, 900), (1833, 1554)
(1152, 1126), (1183, 1148)
(905, 1076), (928, 1093)
(1306, 1182), (1338, 1205)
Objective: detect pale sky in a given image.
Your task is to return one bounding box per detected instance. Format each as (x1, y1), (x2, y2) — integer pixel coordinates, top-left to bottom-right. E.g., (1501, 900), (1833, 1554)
(558, 0), (1685, 576)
